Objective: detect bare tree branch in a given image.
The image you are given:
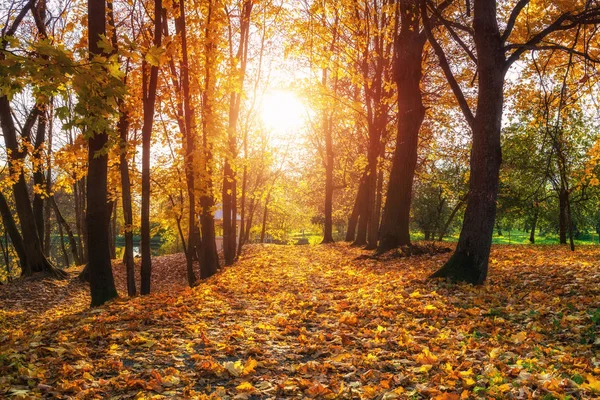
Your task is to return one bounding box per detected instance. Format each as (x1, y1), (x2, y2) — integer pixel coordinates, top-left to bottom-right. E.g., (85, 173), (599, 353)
(420, 0), (474, 128)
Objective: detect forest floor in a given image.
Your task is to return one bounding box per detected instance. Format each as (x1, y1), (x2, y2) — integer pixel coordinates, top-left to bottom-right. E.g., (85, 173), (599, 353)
(1, 244), (600, 399)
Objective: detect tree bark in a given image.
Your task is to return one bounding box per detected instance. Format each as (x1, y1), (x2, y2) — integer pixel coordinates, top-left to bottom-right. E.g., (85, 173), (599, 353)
(529, 206), (538, 244)
(140, 0), (162, 295)
(321, 66), (334, 244)
(86, 0), (118, 305)
(0, 192), (27, 270)
(33, 108), (46, 252)
(118, 113), (136, 296)
(260, 194), (270, 243)
(173, 0), (198, 287)
(367, 165), (384, 249)
(50, 196), (80, 266)
(223, 0), (252, 265)
(377, 0), (426, 253)
(44, 100), (54, 256)
(438, 193), (468, 241)
(346, 169), (368, 242)
(199, 0), (220, 279)
(430, 0), (505, 284)
(558, 189), (568, 244)
(0, 98), (65, 278)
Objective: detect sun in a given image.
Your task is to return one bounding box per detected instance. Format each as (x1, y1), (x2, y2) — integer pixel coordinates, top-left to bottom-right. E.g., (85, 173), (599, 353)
(260, 90), (306, 132)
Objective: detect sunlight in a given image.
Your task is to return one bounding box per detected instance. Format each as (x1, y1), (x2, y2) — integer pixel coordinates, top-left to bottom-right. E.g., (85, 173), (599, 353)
(260, 90), (306, 133)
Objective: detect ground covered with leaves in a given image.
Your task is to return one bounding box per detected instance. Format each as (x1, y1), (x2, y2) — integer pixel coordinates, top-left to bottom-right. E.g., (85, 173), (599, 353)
(1, 244), (599, 399)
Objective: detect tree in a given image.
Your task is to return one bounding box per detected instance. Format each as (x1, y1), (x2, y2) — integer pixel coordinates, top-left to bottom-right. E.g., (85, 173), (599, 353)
(222, 0), (253, 265)
(425, 0), (600, 283)
(140, 0), (163, 295)
(86, 0), (118, 306)
(377, 0), (428, 253)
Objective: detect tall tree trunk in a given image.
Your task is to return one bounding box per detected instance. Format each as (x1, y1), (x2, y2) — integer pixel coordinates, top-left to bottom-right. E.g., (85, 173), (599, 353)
(377, 0), (426, 253)
(44, 100), (53, 256)
(199, 0), (220, 279)
(237, 163), (247, 256)
(0, 99), (65, 278)
(244, 196), (257, 244)
(346, 169), (367, 242)
(140, 0), (162, 295)
(33, 107), (46, 250)
(566, 191), (575, 251)
(74, 178), (86, 263)
(0, 192), (28, 270)
(110, 197), (117, 259)
(57, 215), (70, 267)
(223, 0), (252, 265)
(1, 230), (11, 282)
(260, 194), (270, 243)
(558, 189), (568, 244)
(321, 67), (335, 244)
(529, 206), (538, 244)
(367, 165), (384, 249)
(118, 113), (136, 295)
(430, 0), (505, 284)
(438, 193), (468, 241)
(50, 196), (81, 266)
(174, 0), (198, 287)
(87, 0), (118, 305)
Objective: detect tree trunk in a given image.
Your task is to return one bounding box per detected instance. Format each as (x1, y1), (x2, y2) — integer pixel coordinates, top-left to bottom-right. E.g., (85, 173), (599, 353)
(57, 212), (70, 267)
(118, 113), (136, 296)
(558, 189), (568, 244)
(377, 1), (426, 253)
(438, 193), (468, 241)
(199, 0), (220, 279)
(321, 67), (335, 244)
(529, 207), (538, 244)
(0, 98), (65, 278)
(44, 101), (54, 256)
(369, 166), (384, 247)
(566, 190), (575, 251)
(346, 169), (368, 242)
(430, 0), (505, 284)
(174, 0), (198, 287)
(0, 191), (27, 270)
(260, 195), (270, 243)
(33, 108), (46, 251)
(74, 178), (86, 263)
(86, 0), (118, 306)
(140, 0), (162, 295)
(50, 196), (80, 266)
(237, 163), (247, 256)
(244, 197), (257, 244)
(1, 230), (12, 282)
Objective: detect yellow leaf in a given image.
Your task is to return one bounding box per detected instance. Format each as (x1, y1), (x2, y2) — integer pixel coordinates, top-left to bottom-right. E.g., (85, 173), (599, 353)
(236, 381), (255, 392)
(511, 331), (527, 344)
(583, 375), (600, 392)
(243, 358), (258, 375)
(462, 377), (475, 386)
(223, 360), (244, 377)
(415, 348), (439, 365)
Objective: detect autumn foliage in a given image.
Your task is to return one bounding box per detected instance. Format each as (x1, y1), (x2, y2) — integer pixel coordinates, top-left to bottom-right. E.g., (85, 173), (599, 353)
(1, 244), (599, 398)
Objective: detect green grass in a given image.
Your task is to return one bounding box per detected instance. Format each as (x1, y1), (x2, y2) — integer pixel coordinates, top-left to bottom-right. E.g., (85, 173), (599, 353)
(288, 230), (600, 246)
(434, 230), (600, 245)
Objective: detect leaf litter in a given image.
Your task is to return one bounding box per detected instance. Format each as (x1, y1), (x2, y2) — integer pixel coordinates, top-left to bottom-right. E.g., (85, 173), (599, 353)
(1, 243), (599, 399)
